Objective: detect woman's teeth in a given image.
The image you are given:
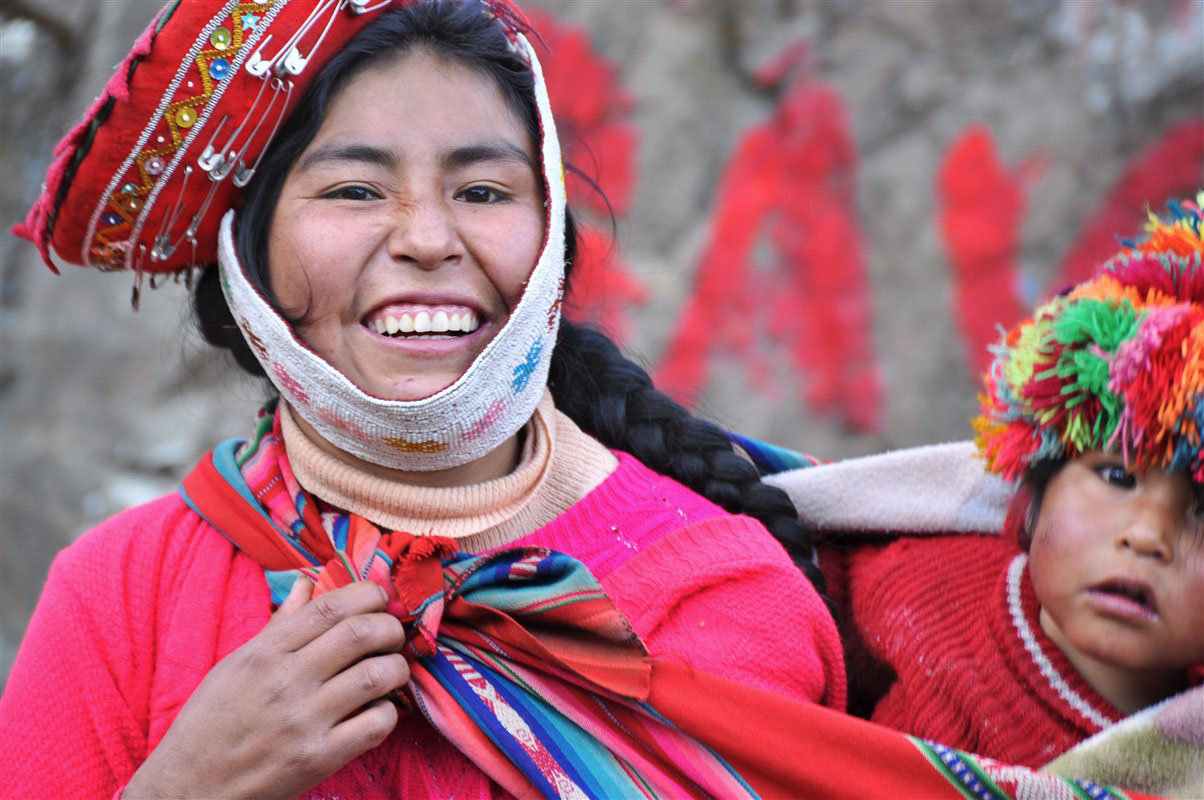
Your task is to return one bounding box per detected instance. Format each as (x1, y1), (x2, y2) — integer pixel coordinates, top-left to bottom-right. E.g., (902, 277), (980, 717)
(369, 309), (480, 337)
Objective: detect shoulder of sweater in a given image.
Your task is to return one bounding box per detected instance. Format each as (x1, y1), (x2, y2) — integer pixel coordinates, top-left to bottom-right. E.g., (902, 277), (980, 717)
(602, 515), (809, 611)
(53, 491), (232, 585)
(624, 514), (793, 573)
(847, 534), (1019, 633)
(594, 450), (728, 518)
(851, 533), (1018, 588)
(603, 514), (846, 707)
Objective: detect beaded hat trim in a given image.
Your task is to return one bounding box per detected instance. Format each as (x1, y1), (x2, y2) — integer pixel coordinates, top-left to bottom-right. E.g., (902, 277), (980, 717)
(974, 194), (1204, 481)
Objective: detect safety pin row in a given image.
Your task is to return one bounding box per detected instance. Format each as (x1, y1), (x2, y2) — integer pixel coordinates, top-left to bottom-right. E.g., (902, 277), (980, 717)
(139, 0), (394, 286)
(246, 0), (389, 81)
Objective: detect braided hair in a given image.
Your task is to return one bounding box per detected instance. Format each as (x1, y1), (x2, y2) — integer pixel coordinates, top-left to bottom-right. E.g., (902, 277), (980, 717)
(191, 0), (825, 595)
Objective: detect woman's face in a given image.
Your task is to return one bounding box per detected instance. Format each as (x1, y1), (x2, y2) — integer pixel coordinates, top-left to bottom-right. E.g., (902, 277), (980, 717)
(1030, 452), (1204, 675)
(267, 49), (544, 401)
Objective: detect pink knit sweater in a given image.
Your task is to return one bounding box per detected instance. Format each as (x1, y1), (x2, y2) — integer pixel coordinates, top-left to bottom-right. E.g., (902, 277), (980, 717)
(0, 451), (844, 799)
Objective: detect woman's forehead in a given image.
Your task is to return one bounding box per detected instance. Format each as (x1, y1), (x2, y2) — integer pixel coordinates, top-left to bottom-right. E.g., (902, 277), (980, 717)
(315, 50), (535, 154)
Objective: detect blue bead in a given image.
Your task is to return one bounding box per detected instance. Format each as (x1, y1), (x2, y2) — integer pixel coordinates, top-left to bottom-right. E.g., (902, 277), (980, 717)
(102, 212), (122, 226)
(209, 58), (231, 81)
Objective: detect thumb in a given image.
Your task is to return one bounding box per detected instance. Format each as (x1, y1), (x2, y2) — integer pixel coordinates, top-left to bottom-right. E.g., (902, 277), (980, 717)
(271, 576), (314, 621)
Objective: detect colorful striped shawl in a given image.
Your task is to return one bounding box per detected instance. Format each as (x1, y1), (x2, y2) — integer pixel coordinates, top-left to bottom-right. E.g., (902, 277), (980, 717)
(179, 406), (1159, 799)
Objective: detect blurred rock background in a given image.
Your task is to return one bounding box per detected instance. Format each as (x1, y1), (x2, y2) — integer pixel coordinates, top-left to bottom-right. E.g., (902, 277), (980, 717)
(2, 0), (1201, 685)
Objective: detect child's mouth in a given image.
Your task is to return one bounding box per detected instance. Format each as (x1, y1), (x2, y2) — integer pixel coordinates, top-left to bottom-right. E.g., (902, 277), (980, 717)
(1087, 578), (1159, 620)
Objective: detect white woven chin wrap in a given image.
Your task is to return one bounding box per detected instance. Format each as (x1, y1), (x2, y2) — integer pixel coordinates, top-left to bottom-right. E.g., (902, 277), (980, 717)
(217, 34), (565, 471)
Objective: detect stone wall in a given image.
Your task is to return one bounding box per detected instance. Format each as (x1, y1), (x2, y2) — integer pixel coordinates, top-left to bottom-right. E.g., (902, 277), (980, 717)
(2, 0), (1201, 682)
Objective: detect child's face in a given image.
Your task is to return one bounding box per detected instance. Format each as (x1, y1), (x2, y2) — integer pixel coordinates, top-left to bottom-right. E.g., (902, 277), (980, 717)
(1030, 452), (1204, 675)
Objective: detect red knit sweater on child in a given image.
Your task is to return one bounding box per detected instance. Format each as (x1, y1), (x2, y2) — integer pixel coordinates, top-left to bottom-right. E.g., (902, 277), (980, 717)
(836, 534), (1125, 767)
(0, 452), (844, 799)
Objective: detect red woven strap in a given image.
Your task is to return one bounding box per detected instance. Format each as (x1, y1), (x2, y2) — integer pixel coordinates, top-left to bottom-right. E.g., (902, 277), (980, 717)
(181, 450), (308, 571)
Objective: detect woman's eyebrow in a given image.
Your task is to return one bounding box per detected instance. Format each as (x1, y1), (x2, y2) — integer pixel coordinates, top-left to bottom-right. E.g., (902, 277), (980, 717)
(295, 140), (532, 173)
(296, 142), (396, 172)
(442, 141), (533, 170)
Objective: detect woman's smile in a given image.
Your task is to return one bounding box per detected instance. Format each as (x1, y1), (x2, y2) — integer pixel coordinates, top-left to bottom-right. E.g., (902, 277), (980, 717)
(267, 49), (545, 401)
(362, 304), (482, 339)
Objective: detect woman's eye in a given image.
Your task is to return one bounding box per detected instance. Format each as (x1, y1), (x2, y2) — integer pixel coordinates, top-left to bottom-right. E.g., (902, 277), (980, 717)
(1095, 464), (1137, 489)
(322, 185), (378, 201)
(457, 185), (507, 204)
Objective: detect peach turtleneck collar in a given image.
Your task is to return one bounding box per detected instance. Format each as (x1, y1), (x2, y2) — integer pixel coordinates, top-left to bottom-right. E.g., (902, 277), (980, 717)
(279, 390), (618, 553)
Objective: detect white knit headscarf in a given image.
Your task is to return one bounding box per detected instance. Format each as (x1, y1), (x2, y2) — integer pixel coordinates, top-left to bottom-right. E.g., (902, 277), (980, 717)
(218, 33), (565, 471)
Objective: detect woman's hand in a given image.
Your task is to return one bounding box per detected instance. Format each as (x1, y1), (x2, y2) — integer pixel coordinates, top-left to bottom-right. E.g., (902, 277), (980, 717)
(124, 579), (409, 799)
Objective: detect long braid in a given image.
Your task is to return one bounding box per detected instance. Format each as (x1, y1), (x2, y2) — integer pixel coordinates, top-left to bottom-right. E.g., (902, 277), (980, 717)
(548, 318), (827, 596)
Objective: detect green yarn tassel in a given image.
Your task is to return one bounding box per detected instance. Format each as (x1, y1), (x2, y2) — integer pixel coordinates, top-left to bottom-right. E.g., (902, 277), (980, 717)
(1050, 298), (1133, 451)
(1053, 298), (1139, 352)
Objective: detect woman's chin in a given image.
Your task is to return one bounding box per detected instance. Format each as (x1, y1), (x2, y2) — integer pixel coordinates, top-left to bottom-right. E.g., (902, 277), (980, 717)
(365, 374), (460, 402)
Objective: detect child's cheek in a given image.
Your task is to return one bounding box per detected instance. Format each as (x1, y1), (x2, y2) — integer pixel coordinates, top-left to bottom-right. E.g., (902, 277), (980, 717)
(1180, 543), (1204, 660)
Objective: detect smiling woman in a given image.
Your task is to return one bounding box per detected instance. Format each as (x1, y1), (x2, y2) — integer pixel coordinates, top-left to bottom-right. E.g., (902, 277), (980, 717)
(267, 52), (543, 407)
(0, 0), (1185, 797)
(0, 1), (849, 797)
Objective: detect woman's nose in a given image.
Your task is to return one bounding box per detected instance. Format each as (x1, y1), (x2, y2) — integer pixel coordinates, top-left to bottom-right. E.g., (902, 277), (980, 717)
(386, 197), (460, 269)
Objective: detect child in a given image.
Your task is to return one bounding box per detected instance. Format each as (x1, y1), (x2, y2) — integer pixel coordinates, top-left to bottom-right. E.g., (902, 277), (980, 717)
(808, 198), (1204, 769)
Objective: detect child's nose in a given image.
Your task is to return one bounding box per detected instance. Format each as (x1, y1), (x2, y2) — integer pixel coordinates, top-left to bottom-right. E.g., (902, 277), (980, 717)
(1117, 499), (1176, 562)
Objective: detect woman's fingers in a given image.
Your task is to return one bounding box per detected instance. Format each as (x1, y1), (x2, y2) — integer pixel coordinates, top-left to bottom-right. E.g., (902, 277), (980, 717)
(328, 697), (402, 764)
(319, 652), (410, 720)
(268, 580), (391, 652)
(302, 612), (407, 681)
(273, 576), (315, 620)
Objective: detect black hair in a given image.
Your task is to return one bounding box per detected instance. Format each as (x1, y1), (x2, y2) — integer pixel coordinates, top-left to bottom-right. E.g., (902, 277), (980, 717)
(1017, 459), (1066, 548)
(192, 0), (826, 595)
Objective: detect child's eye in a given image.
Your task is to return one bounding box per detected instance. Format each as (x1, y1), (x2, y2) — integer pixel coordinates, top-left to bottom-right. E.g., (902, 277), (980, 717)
(321, 185), (380, 201)
(457, 185), (508, 204)
(1095, 464), (1137, 489)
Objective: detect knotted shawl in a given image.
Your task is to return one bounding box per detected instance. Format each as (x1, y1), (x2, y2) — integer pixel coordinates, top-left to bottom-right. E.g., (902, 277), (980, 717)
(180, 405), (1158, 799)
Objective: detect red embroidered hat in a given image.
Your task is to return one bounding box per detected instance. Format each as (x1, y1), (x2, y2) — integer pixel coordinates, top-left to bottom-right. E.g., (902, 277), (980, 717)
(13, 0), (532, 289)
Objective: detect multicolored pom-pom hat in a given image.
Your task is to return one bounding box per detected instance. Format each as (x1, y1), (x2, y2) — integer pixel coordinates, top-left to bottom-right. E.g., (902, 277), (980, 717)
(974, 193), (1204, 482)
(11, 0), (534, 297)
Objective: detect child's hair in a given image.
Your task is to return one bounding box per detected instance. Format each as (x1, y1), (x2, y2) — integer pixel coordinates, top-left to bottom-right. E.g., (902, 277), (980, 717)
(1000, 459), (1065, 549)
(974, 194), (1204, 486)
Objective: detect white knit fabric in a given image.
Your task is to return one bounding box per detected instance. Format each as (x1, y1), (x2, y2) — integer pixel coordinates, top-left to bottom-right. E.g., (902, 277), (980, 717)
(218, 33), (565, 471)
(765, 441), (1012, 534)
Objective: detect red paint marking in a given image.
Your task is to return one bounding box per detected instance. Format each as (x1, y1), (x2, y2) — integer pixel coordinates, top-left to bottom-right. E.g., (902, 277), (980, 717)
(937, 125), (1030, 376)
(528, 9), (646, 338)
(656, 74), (883, 433)
(564, 224), (648, 345)
(1052, 119), (1204, 293)
(938, 119), (1204, 377)
(527, 10), (637, 217)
